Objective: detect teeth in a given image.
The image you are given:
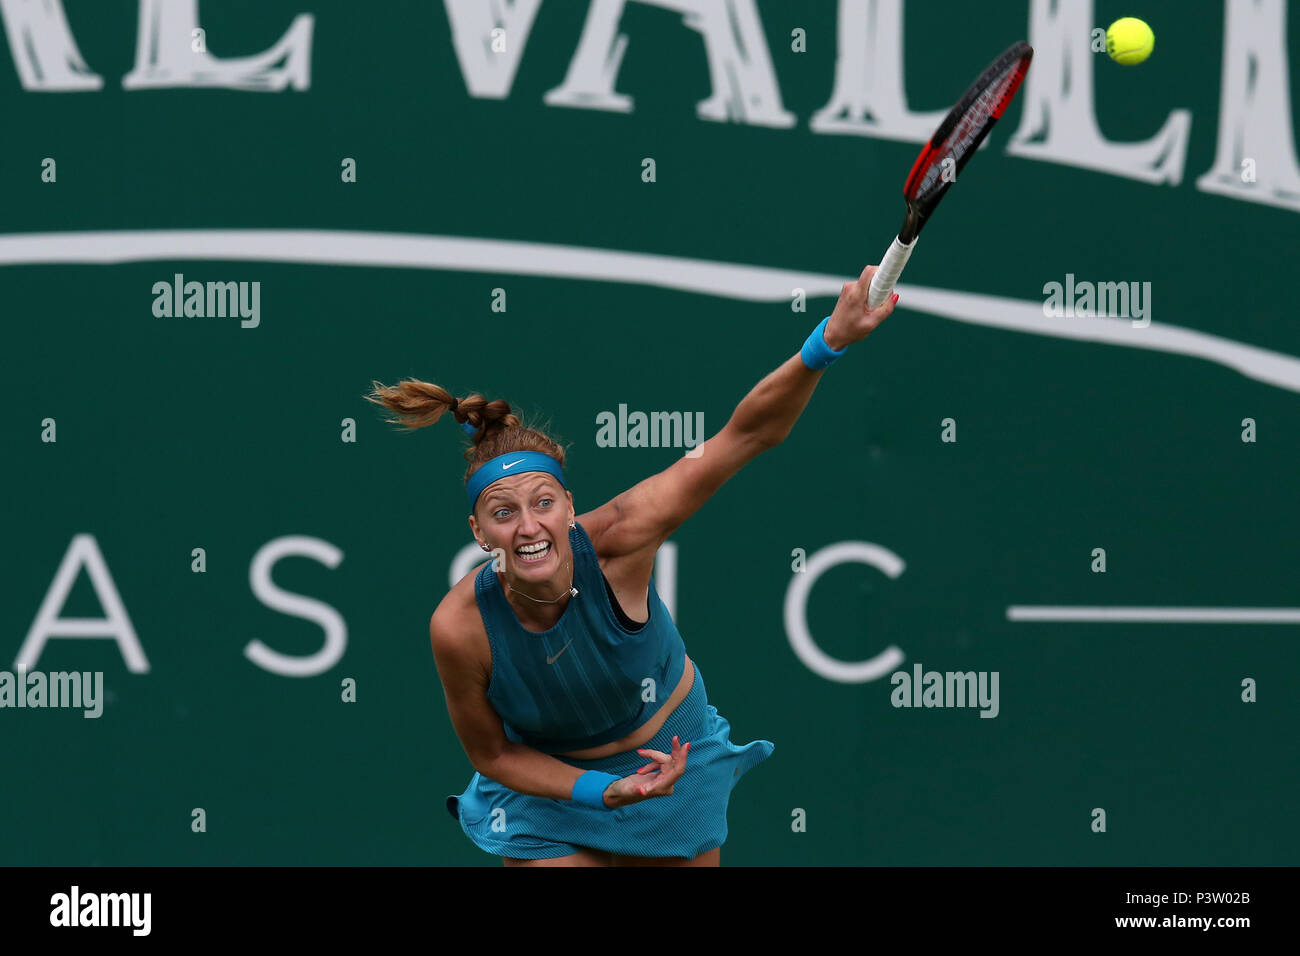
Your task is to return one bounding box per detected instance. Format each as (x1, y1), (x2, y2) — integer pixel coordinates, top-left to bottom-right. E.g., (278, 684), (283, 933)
(516, 542), (550, 555)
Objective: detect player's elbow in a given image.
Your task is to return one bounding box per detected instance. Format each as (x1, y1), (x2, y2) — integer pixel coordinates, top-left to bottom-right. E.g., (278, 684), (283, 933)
(468, 752), (496, 778)
(727, 418), (781, 452)
(744, 427), (783, 452)
(470, 741), (516, 781)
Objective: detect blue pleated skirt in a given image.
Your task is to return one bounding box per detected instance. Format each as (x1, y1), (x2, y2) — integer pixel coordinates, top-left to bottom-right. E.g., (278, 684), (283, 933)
(445, 662), (774, 860)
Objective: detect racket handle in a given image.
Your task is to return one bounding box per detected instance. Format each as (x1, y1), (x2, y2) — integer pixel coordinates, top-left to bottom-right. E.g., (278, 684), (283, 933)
(867, 236), (917, 309)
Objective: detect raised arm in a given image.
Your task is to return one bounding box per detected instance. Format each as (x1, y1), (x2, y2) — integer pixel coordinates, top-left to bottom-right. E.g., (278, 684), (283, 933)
(582, 263), (898, 558)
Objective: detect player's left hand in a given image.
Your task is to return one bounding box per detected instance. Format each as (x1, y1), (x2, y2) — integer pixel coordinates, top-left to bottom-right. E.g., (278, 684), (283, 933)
(825, 263), (899, 349)
(631, 735), (691, 798)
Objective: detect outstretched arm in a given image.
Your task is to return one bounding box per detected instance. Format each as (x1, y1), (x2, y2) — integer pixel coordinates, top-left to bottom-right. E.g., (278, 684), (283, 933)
(728, 262), (898, 446)
(583, 263), (898, 558)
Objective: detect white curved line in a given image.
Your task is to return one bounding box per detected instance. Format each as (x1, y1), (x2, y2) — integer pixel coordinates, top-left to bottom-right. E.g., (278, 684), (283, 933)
(2, 229), (1298, 394)
(1009, 606), (1300, 623)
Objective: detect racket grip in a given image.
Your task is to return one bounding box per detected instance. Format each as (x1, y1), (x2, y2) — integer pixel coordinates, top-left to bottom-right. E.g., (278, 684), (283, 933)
(867, 236), (917, 309)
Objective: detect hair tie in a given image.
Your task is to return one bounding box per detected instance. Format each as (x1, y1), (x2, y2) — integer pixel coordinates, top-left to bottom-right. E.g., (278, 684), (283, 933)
(450, 398), (459, 412)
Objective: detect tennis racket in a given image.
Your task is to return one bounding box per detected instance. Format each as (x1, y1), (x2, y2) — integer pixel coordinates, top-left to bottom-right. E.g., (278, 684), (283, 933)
(867, 41), (1034, 309)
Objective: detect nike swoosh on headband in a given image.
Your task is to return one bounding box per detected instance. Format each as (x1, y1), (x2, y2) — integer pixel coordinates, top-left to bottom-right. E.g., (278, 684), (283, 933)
(501, 459), (526, 470)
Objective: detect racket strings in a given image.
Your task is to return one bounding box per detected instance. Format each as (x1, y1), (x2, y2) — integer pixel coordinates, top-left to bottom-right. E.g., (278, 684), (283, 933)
(908, 58), (1029, 202)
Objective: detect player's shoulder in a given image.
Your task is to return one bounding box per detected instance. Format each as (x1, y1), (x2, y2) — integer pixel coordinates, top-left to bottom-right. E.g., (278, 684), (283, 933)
(430, 562), (491, 662)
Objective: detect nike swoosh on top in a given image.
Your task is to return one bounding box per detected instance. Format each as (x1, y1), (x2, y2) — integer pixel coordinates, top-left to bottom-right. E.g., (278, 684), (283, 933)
(501, 459), (526, 470)
(546, 639), (574, 665)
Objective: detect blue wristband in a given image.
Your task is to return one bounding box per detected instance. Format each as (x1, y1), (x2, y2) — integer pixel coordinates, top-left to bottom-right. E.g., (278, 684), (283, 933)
(800, 315), (848, 370)
(571, 770), (620, 809)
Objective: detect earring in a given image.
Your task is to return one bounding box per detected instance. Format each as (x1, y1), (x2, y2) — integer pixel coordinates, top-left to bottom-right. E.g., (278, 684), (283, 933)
(479, 542), (490, 551)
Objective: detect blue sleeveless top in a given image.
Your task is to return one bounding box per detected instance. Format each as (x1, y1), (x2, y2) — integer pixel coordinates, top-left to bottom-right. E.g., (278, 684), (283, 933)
(474, 521), (687, 754)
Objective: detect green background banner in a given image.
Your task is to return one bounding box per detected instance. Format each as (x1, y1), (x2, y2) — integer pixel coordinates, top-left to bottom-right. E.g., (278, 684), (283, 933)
(2, 0), (1297, 865)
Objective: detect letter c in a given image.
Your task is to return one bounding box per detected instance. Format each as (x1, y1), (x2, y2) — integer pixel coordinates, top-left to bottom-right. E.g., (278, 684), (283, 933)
(783, 541), (905, 682)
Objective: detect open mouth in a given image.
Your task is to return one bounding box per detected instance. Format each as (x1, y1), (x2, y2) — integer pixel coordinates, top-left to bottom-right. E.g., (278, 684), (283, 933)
(514, 541), (552, 563)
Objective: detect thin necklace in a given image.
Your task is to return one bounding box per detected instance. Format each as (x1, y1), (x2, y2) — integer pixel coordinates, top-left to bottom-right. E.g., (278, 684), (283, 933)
(505, 558), (579, 604)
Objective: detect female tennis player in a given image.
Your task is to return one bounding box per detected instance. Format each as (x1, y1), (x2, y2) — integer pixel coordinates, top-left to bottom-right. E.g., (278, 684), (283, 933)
(367, 265), (897, 866)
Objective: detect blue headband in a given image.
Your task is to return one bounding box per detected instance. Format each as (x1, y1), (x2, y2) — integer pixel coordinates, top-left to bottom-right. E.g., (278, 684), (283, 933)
(467, 451), (567, 510)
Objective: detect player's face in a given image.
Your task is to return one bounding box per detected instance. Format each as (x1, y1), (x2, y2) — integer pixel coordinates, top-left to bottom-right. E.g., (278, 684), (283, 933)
(471, 475), (574, 578)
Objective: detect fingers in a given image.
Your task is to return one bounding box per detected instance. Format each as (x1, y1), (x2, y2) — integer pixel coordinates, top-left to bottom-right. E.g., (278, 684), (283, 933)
(636, 736), (685, 764)
(635, 737), (691, 774)
(627, 737), (692, 800)
(839, 264), (882, 313)
(639, 738), (691, 754)
(868, 290), (900, 319)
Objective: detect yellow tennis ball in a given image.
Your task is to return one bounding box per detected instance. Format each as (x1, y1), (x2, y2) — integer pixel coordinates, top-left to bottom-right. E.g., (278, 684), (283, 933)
(1106, 17), (1154, 65)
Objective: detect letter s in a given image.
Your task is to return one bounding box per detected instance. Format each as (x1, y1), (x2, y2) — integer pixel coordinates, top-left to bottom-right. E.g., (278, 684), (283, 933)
(244, 535), (346, 677)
